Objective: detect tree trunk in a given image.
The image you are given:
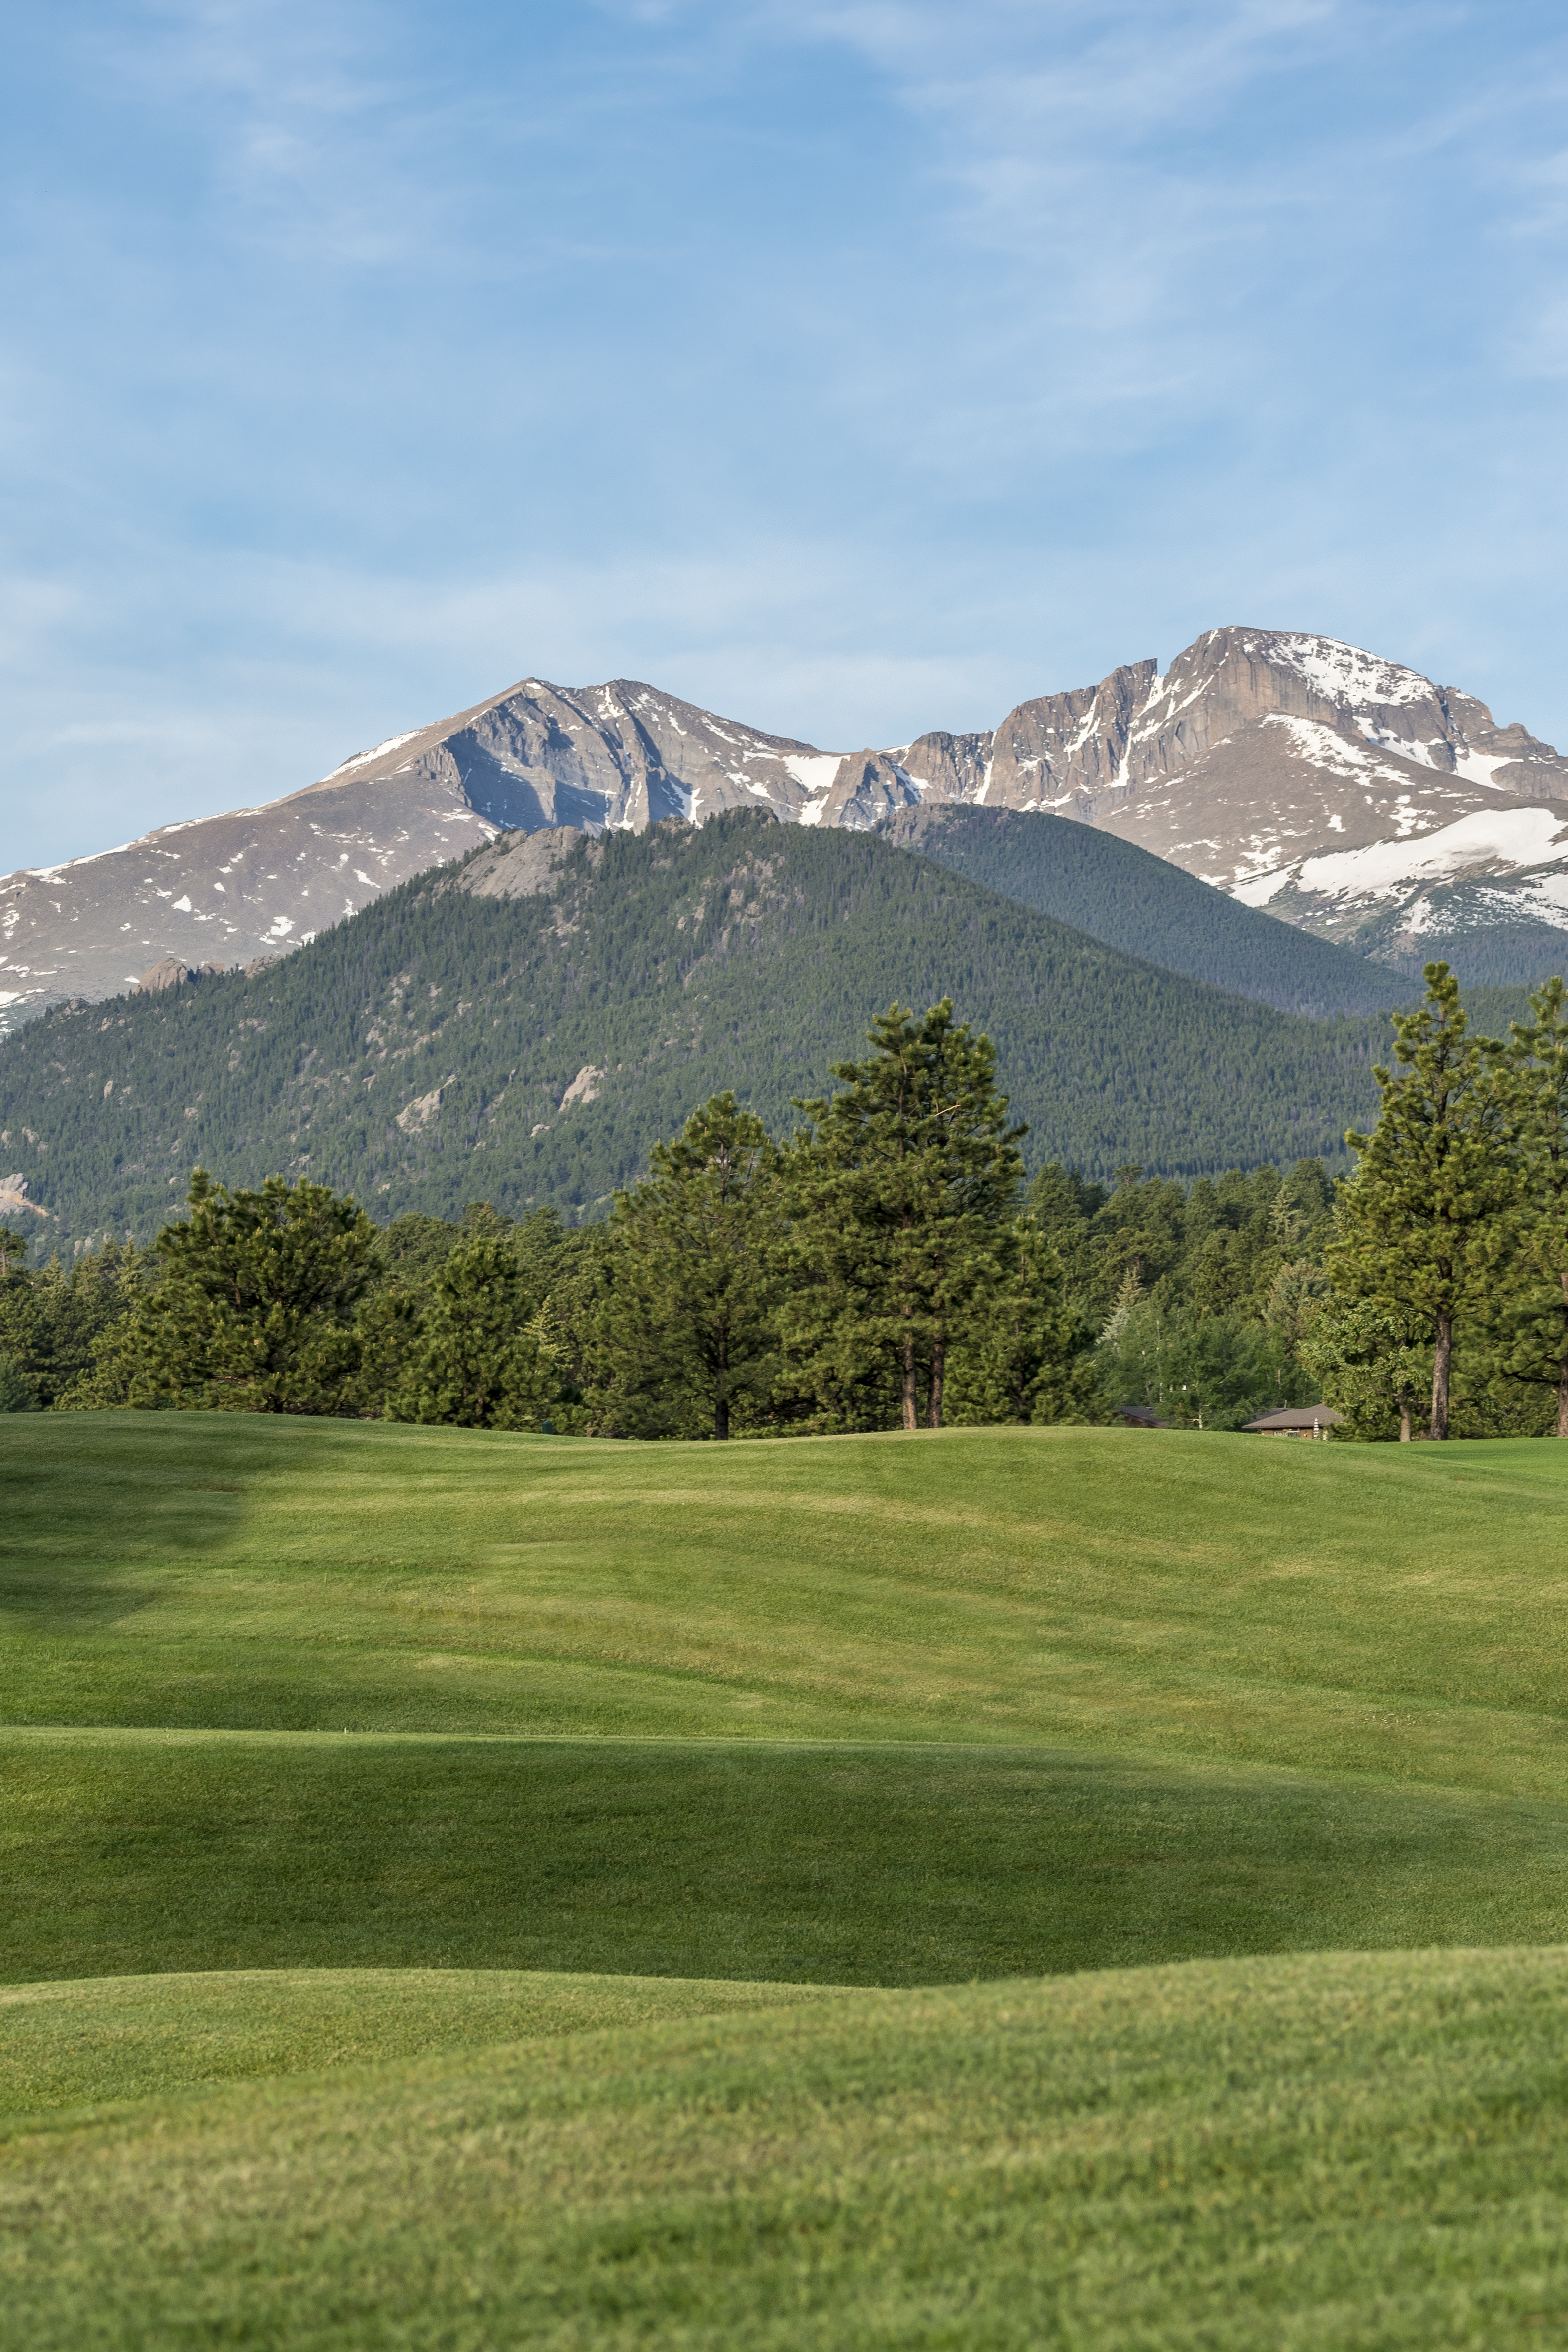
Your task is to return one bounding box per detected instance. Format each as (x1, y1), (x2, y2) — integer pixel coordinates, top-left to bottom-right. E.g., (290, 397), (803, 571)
(1430, 1312), (1452, 1441)
(902, 1329), (918, 1432)
(1398, 1399), (1413, 1443)
(714, 1393), (730, 1442)
(1557, 1354), (1568, 1440)
(927, 1338), (944, 1429)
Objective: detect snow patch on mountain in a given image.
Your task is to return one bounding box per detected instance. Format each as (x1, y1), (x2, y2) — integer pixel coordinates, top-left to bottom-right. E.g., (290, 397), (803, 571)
(785, 754), (844, 798)
(1260, 634), (1432, 709)
(328, 729), (423, 778)
(1293, 808), (1568, 902)
(1258, 715), (1417, 789)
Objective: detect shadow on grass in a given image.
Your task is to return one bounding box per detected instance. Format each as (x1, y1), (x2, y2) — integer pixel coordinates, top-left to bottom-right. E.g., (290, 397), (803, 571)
(0, 1415), (360, 1631)
(7, 1734), (1567, 1987)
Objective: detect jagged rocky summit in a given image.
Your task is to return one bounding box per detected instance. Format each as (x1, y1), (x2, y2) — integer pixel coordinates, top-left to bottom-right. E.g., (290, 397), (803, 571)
(4, 628), (1568, 1029)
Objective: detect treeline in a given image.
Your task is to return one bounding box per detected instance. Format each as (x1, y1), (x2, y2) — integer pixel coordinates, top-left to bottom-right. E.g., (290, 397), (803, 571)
(0, 1005), (1101, 1435)
(2, 969), (1563, 1441)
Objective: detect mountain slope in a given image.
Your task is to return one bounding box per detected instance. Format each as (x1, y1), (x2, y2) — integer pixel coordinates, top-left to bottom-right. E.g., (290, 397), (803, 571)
(892, 626), (1568, 986)
(0, 813), (1389, 1250)
(881, 806), (1404, 1016)
(7, 627), (1568, 1032)
(0, 680), (836, 1032)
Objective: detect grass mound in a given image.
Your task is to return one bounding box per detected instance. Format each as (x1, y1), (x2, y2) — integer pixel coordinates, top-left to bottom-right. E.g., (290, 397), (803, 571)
(6, 1415), (1568, 1991)
(5, 1947), (1568, 2350)
(6, 1413), (1568, 1773)
(0, 1967), (834, 2115)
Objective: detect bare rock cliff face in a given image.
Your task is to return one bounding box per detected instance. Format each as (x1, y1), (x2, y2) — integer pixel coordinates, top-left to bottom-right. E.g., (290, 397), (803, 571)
(6, 628), (1568, 1029)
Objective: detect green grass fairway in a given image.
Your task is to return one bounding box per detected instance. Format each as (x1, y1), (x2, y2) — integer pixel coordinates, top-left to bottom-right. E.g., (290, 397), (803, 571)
(5, 1948), (1568, 2351)
(8, 1413), (1568, 2341)
(7, 1730), (1568, 1986)
(0, 1967), (834, 2114)
(7, 1413), (1568, 1777)
(7, 1415), (1568, 1987)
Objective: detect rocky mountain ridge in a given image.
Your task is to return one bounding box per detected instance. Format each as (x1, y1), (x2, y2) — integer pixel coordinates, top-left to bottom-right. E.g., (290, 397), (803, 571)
(5, 627), (1567, 1030)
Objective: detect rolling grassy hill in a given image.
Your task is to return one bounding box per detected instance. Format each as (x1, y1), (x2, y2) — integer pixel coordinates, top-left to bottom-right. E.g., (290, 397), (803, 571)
(8, 1951), (1568, 2350)
(0, 813), (1402, 1250)
(6, 1411), (1568, 2344)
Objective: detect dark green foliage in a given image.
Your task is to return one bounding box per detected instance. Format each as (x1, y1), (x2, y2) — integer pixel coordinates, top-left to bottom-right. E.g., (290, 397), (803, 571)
(902, 806), (1404, 1015)
(778, 1003), (1025, 1431)
(595, 1094), (779, 1441)
(1018, 1155), (1346, 1428)
(1098, 1303), (1307, 1430)
(128, 1171), (382, 1415)
(943, 1218), (1106, 1426)
(1301, 1296), (1432, 1442)
(1027, 1156), (1336, 1331)
(0, 812), (1400, 1255)
(1487, 978), (1568, 1435)
(391, 1235), (556, 1430)
(1334, 965), (1513, 1439)
(0, 1242), (148, 1410)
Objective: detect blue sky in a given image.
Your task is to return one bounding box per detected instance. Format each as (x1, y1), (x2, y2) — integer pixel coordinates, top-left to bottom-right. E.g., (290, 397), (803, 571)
(5, 0), (1568, 869)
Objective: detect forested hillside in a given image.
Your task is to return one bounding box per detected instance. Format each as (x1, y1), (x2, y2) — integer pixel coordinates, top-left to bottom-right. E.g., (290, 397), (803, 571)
(890, 807), (1407, 1016)
(1, 813), (1404, 1250)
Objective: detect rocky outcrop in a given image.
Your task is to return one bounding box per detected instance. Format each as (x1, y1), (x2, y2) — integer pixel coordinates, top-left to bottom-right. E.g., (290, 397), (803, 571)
(0, 1173), (49, 1220)
(135, 957), (225, 993)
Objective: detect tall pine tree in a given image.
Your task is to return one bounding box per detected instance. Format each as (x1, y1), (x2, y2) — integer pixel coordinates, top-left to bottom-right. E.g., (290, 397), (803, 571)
(943, 1216), (1105, 1426)
(779, 1002), (1024, 1432)
(395, 1233), (556, 1430)
(1332, 964), (1510, 1440)
(596, 1094), (779, 1441)
(1488, 977), (1568, 1436)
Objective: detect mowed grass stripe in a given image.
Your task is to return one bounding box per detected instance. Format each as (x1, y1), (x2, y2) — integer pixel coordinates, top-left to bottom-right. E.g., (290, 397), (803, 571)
(6, 1950), (1568, 2351)
(0, 1968), (842, 2117)
(5, 1418), (1568, 1795)
(7, 1733), (1568, 1988)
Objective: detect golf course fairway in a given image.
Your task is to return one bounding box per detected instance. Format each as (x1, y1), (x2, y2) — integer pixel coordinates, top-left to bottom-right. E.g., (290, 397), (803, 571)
(4, 1413), (1568, 2345)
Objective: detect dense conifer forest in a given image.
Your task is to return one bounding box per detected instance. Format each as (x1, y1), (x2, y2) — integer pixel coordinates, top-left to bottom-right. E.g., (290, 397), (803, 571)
(0, 813), (1450, 1253)
(892, 806), (1406, 1016)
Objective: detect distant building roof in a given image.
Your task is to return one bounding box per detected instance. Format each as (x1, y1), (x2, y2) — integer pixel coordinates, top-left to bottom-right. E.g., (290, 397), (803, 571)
(1241, 1405), (1345, 1432)
(1113, 1404), (1167, 1428)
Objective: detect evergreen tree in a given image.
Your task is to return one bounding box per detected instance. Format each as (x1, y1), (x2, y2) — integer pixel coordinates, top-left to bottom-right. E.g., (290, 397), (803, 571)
(394, 1234), (555, 1430)
(1332, 964), (1510, 1440)
(1488, 978), (1568, 1435)
(3, 1242), (149, 1408)
(944, 1217), (1106, 1425)
(1300, 1296), (1431, 1441)
(130, 1170), (381, 1413)
(779, 1002), (1024, 1431)
(595, 1094), (778, 1440)
(1097, 1300), (1301, 1430)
